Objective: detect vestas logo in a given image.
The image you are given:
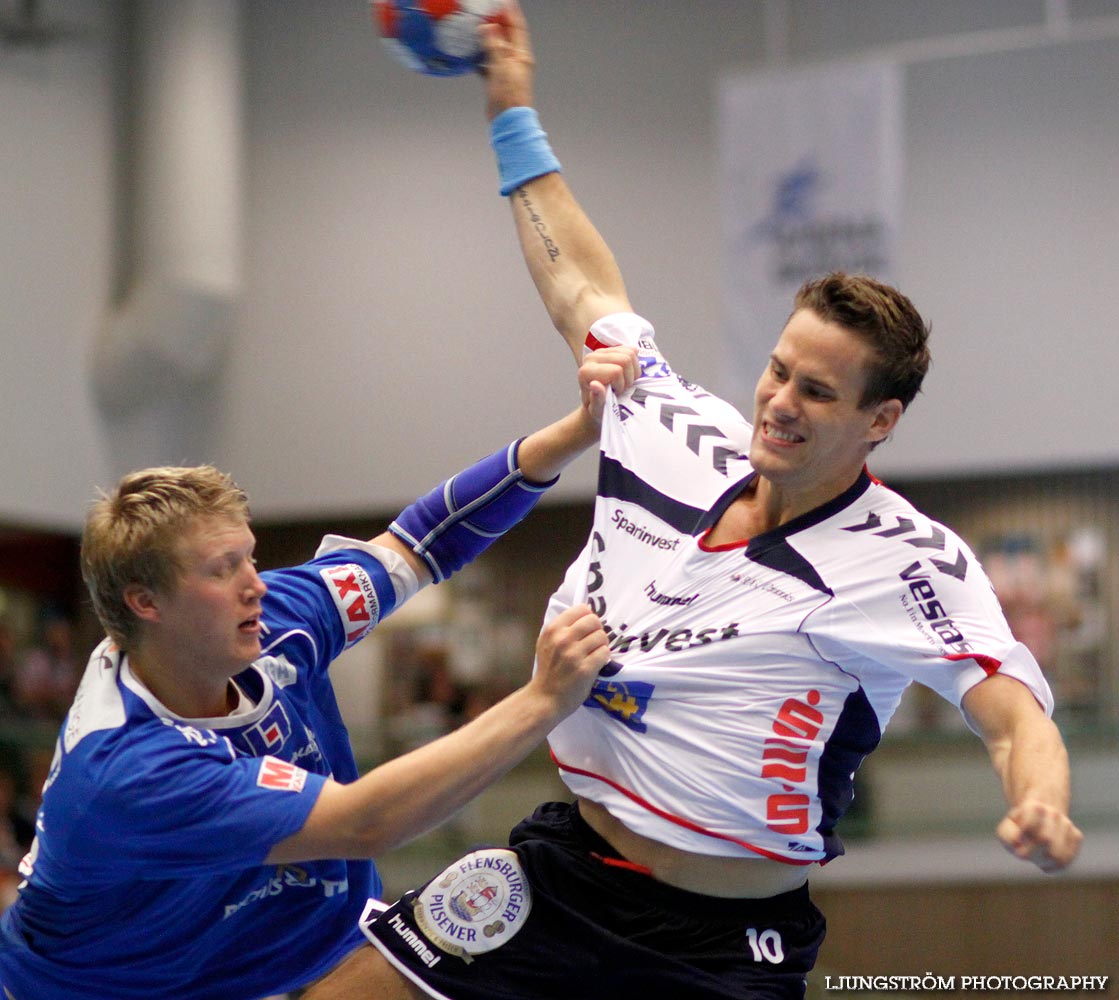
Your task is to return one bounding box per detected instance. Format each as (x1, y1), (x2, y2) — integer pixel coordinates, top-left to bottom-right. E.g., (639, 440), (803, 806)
(320, 563), (380, 644)
(898, 562), (974, 655)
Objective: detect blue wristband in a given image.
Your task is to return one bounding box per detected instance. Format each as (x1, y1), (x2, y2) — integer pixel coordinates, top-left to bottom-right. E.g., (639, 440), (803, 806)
(389, 439), (557, 584)
(490, 106), (563, 197)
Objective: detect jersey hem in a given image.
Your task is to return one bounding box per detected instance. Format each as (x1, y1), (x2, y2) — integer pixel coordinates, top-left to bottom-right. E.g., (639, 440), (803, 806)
(551, 751), (817, 866)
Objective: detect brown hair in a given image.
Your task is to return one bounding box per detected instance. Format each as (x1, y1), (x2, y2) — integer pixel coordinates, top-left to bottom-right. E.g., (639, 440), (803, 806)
(81, 466), (250, 649)
(793, 272), (931, 410)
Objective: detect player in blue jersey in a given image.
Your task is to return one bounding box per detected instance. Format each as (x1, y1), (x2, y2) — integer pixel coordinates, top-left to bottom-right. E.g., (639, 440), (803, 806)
(309, 4), (1083, 1000)
(0, 345), (641, 1000)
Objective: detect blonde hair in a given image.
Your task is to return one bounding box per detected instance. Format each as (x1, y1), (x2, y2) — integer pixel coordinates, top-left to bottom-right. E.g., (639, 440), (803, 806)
(81, 466), (251, 649)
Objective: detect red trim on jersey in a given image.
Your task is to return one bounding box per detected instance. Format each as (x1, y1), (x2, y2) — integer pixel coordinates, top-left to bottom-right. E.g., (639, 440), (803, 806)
(550, 750), (813, 866)
(945, 652), (1003, 676)
(697, 526), (750, 552)
(585, 332), (609, 352)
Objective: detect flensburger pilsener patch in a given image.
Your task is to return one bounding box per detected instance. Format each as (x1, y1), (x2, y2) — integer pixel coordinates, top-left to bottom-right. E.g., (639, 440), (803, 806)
(413, 848), (531, 963)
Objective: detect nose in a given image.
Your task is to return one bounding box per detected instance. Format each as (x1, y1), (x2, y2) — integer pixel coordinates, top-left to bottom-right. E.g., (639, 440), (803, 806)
(767, 378), (800, 418)
(244, 564), (267, 600)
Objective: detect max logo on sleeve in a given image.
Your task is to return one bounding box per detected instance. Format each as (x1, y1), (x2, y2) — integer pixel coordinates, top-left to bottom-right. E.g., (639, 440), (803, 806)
(257, 756), (308, 793)
(320, 563), (381, 644)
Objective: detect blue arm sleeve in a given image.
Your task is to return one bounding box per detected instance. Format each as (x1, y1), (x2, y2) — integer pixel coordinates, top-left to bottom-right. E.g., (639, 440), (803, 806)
(389, 439), (556, 584)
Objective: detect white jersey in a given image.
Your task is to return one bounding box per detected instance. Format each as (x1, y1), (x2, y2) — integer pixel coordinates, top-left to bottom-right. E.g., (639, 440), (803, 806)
(545, 313), (1052, 865)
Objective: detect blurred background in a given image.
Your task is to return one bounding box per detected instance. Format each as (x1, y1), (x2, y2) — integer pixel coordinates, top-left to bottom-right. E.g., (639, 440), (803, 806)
(1, 1), (1116, 995)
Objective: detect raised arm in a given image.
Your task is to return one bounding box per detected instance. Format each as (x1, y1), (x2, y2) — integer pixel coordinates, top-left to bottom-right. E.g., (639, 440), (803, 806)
(480, 0), (631, 361)
(962, 673), (1083, 873)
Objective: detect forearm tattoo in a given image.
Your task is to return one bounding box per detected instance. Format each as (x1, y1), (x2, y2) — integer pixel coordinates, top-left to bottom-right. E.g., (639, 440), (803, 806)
(515, 187), (561, 262)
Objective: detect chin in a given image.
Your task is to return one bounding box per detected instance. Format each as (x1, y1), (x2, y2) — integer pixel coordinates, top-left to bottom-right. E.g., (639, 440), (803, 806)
(748, 448), (785, 479)
(234, 640), (262, 666)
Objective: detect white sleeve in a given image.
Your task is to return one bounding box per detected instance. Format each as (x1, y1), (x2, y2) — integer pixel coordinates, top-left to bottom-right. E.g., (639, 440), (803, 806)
(585, 312), (657, 351)
(314, 534), (422, 608)
(811, 548), (1054, 728)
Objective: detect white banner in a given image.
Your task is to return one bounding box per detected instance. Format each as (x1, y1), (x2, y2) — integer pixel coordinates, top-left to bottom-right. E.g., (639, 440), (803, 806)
(717, 61), (903, 399)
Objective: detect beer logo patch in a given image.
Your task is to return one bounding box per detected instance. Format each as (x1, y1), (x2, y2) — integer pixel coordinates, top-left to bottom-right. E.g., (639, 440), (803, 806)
(413, 849), (531, 962)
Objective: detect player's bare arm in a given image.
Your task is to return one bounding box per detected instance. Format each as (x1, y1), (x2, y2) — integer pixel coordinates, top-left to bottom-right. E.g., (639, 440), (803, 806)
(962, 673), (1083, 872)
(265, 603), (610, 864)
(480, 1), (630, 357)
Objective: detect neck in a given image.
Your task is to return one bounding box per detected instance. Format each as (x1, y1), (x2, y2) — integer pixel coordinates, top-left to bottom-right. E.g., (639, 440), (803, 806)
(127, 645), (237, 719)
(709, 470), (864, 548)
(753, 464), (867, 527)
(751, 476), (818, 529)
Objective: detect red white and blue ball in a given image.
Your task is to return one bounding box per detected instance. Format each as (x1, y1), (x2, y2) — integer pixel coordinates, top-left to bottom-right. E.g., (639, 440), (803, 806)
(373, 0), (511, 77)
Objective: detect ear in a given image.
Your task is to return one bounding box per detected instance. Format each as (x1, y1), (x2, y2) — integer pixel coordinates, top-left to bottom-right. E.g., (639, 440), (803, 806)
(868, 398), (904, 445)
(123, 584), (162, 625)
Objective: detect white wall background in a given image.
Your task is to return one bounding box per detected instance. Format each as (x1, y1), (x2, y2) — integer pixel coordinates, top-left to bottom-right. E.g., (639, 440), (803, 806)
(2, 0), (1118, 530)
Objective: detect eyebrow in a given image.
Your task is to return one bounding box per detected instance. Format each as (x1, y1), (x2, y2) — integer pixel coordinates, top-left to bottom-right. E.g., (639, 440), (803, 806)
(202, 538), (256, 567)
(770, 354), (836, 394)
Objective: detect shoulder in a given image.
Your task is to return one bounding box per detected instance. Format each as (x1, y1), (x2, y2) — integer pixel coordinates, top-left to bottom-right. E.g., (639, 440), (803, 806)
(64, 712), (233, 790)
(259, 540), (405, 657)
(820, 478), (977, 582)
(42, 712), (234, 855)
(805, 480), (1010, 649)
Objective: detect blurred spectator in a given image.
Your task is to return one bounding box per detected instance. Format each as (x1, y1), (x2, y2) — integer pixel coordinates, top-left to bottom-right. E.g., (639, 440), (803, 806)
(386, 644), (467, 755)
(0, 619), (18, 719)
(13, 612), (80, 722)
(0, 749), (35, 912)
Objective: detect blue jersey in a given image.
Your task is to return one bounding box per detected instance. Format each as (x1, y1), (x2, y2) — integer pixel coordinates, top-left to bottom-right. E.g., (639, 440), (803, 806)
(0, 536), (410, 1000)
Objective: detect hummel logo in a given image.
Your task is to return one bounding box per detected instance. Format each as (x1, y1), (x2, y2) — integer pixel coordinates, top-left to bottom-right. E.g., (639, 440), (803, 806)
(629, 388), (747, 476)
(841, 512), (968, 580)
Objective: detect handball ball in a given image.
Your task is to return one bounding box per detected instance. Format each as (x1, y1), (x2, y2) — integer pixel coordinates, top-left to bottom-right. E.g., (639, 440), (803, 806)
(373, 0), (511, 77)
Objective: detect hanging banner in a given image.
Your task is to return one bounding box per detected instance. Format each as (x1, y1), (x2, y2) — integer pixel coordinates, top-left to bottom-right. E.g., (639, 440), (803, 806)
(717, 61), (903, 399)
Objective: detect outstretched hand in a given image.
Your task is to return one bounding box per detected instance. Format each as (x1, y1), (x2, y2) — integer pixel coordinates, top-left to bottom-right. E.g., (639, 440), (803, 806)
(479, 0), (535, 120)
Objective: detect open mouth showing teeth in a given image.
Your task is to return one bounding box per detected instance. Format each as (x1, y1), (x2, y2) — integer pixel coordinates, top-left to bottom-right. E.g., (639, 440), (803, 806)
(765, 422), (803, 444)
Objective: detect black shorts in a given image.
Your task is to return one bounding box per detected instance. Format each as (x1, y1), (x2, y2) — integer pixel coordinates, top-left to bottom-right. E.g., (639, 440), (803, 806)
(361, 801), (825, 1000)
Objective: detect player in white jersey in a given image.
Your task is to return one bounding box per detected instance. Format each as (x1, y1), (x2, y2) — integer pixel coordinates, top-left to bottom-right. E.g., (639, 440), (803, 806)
(311, 5), (1083, 999)
(0, 345), (640, 1000)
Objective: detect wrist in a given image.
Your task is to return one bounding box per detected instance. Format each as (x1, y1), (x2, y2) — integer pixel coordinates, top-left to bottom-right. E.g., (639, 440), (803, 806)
(490, 106), (562, 197)
(500, 682), (563, 744)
